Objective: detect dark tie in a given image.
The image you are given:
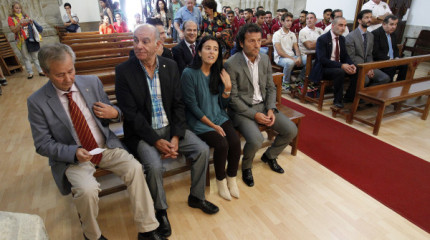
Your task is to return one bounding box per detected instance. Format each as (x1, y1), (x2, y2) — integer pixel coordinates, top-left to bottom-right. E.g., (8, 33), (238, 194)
(335, 37), (340, 62)
(66, 92), (102, 165)
(363, 33), (368, 61)
(190, 44), (196, 56)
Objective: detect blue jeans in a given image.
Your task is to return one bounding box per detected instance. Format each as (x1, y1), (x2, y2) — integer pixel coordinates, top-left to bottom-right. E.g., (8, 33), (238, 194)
(260, 46), (269, 55)
(276, 55), (307, 83)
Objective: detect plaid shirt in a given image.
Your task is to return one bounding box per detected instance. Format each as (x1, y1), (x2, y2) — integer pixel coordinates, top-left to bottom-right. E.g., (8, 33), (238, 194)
(139, 59), (169, 129)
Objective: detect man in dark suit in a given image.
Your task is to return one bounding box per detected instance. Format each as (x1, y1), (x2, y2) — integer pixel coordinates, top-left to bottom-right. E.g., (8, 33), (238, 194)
(225, 23), (298, 187)
(172, 20), (198, 75)
(309, 17), (356, 108)
(27, 43), (164, 240)
(344, 9), (390, 101)
(372, 14), (407, 81)
(115, 24), (219, 238)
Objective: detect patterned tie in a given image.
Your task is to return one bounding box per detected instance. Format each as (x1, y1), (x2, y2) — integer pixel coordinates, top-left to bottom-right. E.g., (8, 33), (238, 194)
(335, 37), (340, 62)
(363, 33), (368, 61)
(66, 92), (102, 165)
(387, 34), (394, 59)
(190, 44), (196, 56)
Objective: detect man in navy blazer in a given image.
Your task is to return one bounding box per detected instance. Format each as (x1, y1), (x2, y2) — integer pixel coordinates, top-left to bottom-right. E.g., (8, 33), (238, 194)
(309, 17), (356, 108)
(27, 43), (163, 240)
(172, 20), (198, 75)
(115, 24), (219, 238)
(372, 15), (407, 81)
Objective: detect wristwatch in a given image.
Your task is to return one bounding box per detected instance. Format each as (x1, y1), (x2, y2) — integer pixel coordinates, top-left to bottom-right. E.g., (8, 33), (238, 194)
(223, 91), (231, 95)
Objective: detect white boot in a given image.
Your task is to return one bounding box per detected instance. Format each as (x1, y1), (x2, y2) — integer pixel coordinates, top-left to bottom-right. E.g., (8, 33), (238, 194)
(227, 176), (240, 199)
(216, 178), (232, 200)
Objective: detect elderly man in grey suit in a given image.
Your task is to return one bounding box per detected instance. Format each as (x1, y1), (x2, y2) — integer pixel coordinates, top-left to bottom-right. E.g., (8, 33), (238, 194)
(344, 9), (390, 101)
(27, 43), (165, 240)
(225, 23), (298, 187)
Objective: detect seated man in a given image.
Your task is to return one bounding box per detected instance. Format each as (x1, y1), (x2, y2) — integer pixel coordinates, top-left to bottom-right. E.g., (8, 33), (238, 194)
(323, 9), (350, 37)
(27, 43), (164, 240)
(372, 14), (407, 81)
(271, 8), (288, 33)
(147, 18), (173, 59)
(309, 17), (357, 108)
(361, 0), (392, 32)
(255, 10), (272, 54)
(225, 23), (298, 187)
(62, 2), (81, 32)
(298, 12), (324, 56)
(174, 0), (202, 41)
(265, 11), (274, 33)
(227, 10), (240, 39)
(272, 12), (305, 90)
(115, 24), (219, 237)
(172, 20), (198, 75)
(291, 10), (307, 34)
(344, 9), (390, 101)
(315, 8), (332, 30)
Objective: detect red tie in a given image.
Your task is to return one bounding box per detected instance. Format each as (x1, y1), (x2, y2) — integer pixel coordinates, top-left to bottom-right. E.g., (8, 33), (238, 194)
(66, 92), (102, 165)
(190, 44), (196, 56)
(335, 37), (340, 62)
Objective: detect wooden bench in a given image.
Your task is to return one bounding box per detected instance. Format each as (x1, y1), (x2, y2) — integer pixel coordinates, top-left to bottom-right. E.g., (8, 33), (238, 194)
(74, 56), (128, 73)
(63, 35), (133, 45)
(96, 72), (305, 197)
(70, 41), (134, 52)
(291, 53), (338, 111)
(345, 55), (430, 135)
(0, 34), (23, 75)
(402, 30), (430, 56)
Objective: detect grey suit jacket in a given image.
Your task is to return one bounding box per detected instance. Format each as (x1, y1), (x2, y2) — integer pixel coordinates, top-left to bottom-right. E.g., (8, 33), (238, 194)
(346, 28), (374, 64)
(27, 75), (123, 195)
(224, 52), (277, 120)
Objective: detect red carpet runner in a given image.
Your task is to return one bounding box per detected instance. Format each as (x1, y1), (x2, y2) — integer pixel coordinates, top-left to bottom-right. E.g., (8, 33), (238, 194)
(281, 98), (430, 233)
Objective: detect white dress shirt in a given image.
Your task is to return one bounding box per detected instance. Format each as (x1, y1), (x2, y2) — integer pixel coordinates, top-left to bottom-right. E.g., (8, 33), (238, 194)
(242, 52), (263, 104)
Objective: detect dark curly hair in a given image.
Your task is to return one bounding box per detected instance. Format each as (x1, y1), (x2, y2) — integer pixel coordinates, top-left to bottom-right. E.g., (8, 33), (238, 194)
(201, 0), (217, 12)
(190, 35), (224, 94)
(156, 0), (168, 13)
(235, 23), (262, 52)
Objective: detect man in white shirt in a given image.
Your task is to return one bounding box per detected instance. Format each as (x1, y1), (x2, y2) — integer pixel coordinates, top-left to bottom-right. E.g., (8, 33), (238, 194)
(298, 12), (324, 55)
(361, 0), (392, 32)
(324, 9), (350, 37)
(62, 2), (81, 33)
(272, 12), (305, 89)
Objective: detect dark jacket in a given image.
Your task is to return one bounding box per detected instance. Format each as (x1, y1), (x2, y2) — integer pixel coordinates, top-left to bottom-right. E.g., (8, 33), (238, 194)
(309, 31), (354, 82)
(115, 55), (187, 154)
(372, 25), (400, 61)
(172, 40), (195, 75)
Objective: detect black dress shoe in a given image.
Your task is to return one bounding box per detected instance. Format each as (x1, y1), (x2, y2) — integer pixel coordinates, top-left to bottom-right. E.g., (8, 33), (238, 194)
(39, 72), (46, 77)
(188, 195), (219, 214)
(333, 101), (344, 109)
(84, 234), (107, 240)
(242, 168), (254, 187)
(0, 79), (7, 86)
(155, 209), (171, 237)
(138, 230), (166, 240)
(261, 154), (284, 174)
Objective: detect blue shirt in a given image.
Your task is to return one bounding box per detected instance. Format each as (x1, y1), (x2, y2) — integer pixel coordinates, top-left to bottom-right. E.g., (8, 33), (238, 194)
(174, 6), (202, 30)
(181, 68), (229, 135)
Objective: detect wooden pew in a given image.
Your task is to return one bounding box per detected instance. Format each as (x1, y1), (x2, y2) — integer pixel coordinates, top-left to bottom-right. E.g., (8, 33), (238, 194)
(61, 32), (132, 41)
(74, 56), (128, 72)
(70, 41), (134, 52)
(402, 30), (430, 56)
(75, 47), (133, 61)
(96, 73), (305, 197)
(345, 55), (430, 135)
(63, 36), (133, 45)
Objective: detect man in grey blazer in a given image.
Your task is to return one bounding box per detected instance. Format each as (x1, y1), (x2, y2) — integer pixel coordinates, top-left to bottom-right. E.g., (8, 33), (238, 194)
(225, 23), (298, 187)
(27, 43), (164, 240)
(344, 9), (390, 101)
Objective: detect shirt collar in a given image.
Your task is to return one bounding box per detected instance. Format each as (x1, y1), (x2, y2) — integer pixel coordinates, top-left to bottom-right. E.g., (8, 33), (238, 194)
(53, 82), (78, 96)
(330, 29), (338, 40)
(242, 51), (260, 65)
(139, 57), (159, 77)
(358, 26), (366, 35)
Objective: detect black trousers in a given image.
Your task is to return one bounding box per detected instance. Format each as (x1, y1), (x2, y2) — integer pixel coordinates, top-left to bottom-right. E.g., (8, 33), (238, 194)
(198, 120), (241, 180)
(381, 64), (408, 82)
(322, 68), (349, 103)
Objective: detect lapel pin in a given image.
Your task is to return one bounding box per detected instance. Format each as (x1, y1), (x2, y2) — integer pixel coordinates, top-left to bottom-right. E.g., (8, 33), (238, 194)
(163, 65), (166, 68)
(86, 88), (89, 92)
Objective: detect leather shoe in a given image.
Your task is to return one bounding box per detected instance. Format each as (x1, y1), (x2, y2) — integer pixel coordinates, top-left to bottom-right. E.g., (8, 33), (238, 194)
(155, 210), (171, 237)
(261, 154), (284, 173)
(138, 230), (166, 240)
(84, 234), (107, 240)
(333, 101), (344, 109)
(242, 168), (254, 187)
(188, 195), (219, 214)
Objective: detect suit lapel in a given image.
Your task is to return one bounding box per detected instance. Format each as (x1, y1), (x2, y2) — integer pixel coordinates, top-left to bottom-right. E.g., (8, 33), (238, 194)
(238, 53), (253, 86)
(182, 41), (193, 62)
(45, 82), (74, 134)
(131, 57), (152, 111)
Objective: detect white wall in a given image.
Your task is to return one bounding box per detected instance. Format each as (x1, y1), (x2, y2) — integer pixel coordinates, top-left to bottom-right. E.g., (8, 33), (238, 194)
(58, 0), (101, 22)
(305, 0), (357, 21)
(406, 0), (430, 27)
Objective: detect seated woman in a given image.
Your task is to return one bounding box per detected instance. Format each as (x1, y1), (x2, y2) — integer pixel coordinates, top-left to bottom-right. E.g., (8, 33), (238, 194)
(181, 36), (241, 201)
(113, 13), (129, 33)
(99, 14), (115, 34)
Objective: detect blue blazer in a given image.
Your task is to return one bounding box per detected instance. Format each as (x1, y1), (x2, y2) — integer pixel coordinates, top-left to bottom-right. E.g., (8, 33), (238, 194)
(309, 31), (353, 82)
(27, 75), (124, 195)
